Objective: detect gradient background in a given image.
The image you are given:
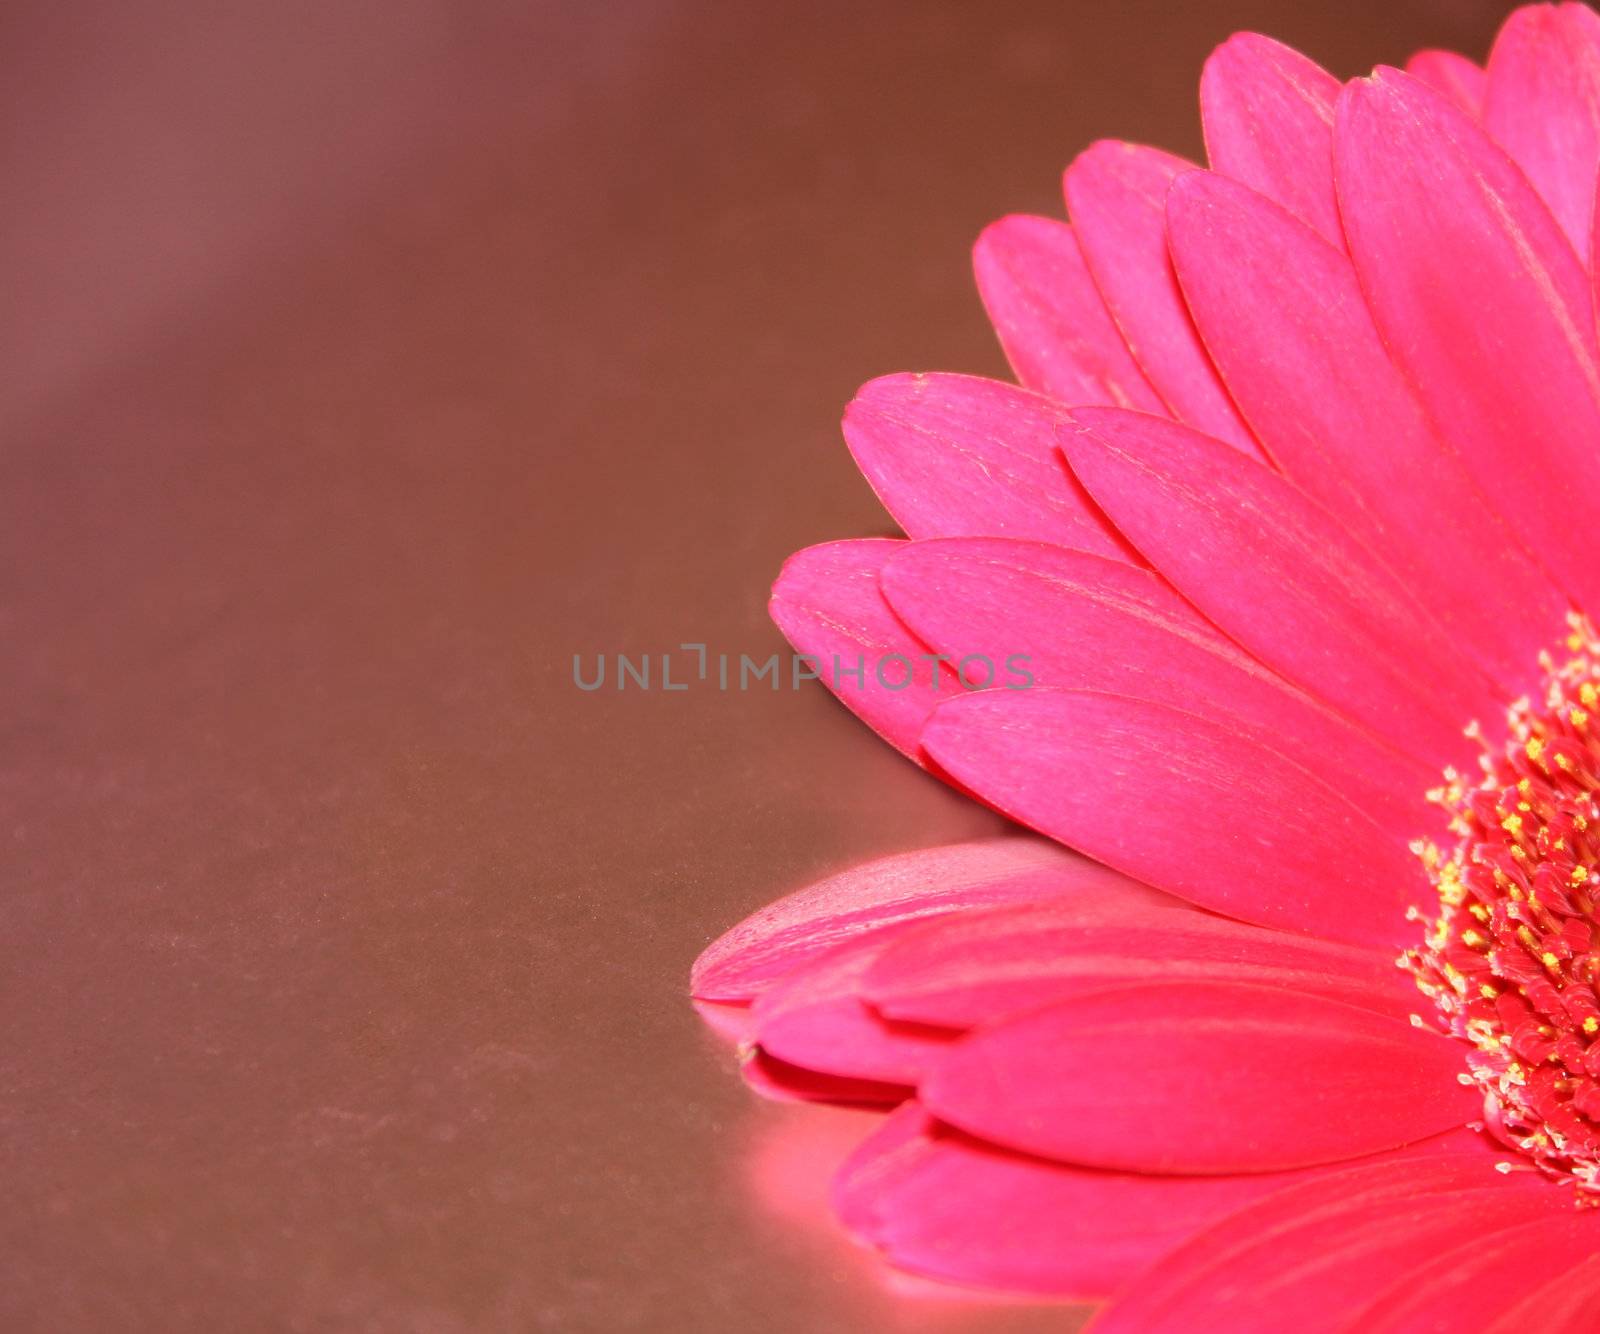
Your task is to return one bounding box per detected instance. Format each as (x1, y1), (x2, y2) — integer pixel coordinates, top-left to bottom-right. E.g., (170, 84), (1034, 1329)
(4, 1), (1514, 1330)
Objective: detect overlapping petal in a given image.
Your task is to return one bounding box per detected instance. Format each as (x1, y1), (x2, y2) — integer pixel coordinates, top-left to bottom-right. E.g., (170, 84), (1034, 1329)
(1167, 167), (1566, 696)
(1337, 67), (1600, 614)
(879, 536), (1431, 833)
(1484, 2), (1600, 257)
(1063, 142), (1260, 456)
(972, 214), (1164, 410)
(1058, 408), (1499, 767)
(692, 837), (1146, 1002)
(863, 897), (1417, 1029)
(767, 537), (958, 762)
(842, 373), (1130, 554)
(1091, 1154), (1562, 1333)
(920, 982), (1474, 1172)
(1199, 33), (1342, 245)
(921, 688), (1426, 944)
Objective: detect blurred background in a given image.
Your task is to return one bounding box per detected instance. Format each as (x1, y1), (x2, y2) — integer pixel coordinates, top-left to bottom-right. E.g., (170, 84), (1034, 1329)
(2, 1), (1514, 1330)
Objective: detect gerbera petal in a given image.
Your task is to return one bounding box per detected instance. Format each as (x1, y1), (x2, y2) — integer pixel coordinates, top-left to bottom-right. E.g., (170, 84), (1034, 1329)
(1062, 142), (1260, 456)
(1352, 1212), (1600, 1333)
(920, 688), (1426, 946)
(920, 982), (1474, 1172)
(1167, 168), (1566, 695)
(1091, 1155), (1559, 1333)
(691, 837), (1145, 1003)
(863, 898), (1418, 1031)
(1337, 68), (1600, 613)
(840, 373), (1129, 555)
(1059, 407), (1497, 768)
(1485, 2), (1600, 259)
(1199, 32), (1343, 246)
(879, 536), (1431, 834)
(1483, 1249), (1600, 1334)
(766, 538), (959, 762)
(740, 1049), (909, 1107)
(972, 214), (1164, 410)
(1406, 48), (1486, 117)
(750, 927), (958, 1085)
(833, 1105), (1323, 1299)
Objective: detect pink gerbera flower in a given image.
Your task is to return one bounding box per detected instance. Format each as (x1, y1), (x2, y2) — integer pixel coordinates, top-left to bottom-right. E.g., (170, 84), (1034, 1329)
(693, 5), (1600, 1328)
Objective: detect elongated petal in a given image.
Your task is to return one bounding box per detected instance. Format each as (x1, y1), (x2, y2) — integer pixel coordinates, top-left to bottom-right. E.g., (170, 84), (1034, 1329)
(1484, 1250), (1600, 1334)
(767, 538), (959, 763)
(751, 927), (958, 1085)
(841, 373), (1129, 555)
(833, 1106), (1320, 1298)
(1407, 49), (1486, 116)
(879, 537), (1431, 835)
(1060, 407), (1496, 768)
(920, 689), (1427, 946)
(1167, 169), (1565, 695)
(1199, 32), (1343, 246)
(741, 1049), (908, 1106)
(1093, 1155), (1560, 1333)
(972, 214), (1164, 410)
(865, 898), (1418, 1030)
(1063, 142), (1259, 455)
(921, 982), (1474, 1171)
(1485, 3), (1600, 258)
(837, 1111), (1491, 1300)
(692, 837), (1146, 1002)
(1337, 69), (1600, 613)
(1354, 1212), (1600, 1333)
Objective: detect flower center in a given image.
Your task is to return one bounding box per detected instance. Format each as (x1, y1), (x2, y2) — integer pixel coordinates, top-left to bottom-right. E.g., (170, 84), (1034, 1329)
(1407, 616), (1600, 1199)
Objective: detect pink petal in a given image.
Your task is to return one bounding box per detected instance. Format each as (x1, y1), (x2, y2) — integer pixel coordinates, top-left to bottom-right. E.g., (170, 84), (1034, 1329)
(741, 1049), (909, 1106)
(1406, 49), (1487, 117)
(1060, 407), (1497, 769)
(1199, 32), (1343, 247)
(833, 1105), (1313, 1299)
(1167, 168), (1565, 695)
(971, 214), (1164, 411)
(693, 999), (755, 1044)
(840, 373), (1130, 556)
(919, 689), (1427, 946)
(879, 536), (1432, 835)
(1484, 1249), (1600, 1334)
(864, 898), (1419, 1031)
(767, 538), (960, 763)
(920, 982), (1475, 1172)
(1485, 3), (1600, 258)
(691, 837), (1154, 1002)
(1093, 1154), (1561, 1333)
(750, 926), (958, 1085)
(837, 1110), (1493, 1300)
(1337, 69), (1600, 614)
(1062, 142), (1260, 456)
(1354, 1211), (1600, 1332)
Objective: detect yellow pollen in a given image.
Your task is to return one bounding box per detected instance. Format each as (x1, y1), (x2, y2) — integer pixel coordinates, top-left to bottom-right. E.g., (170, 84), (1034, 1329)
(1407, 614), (1600, 1202)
